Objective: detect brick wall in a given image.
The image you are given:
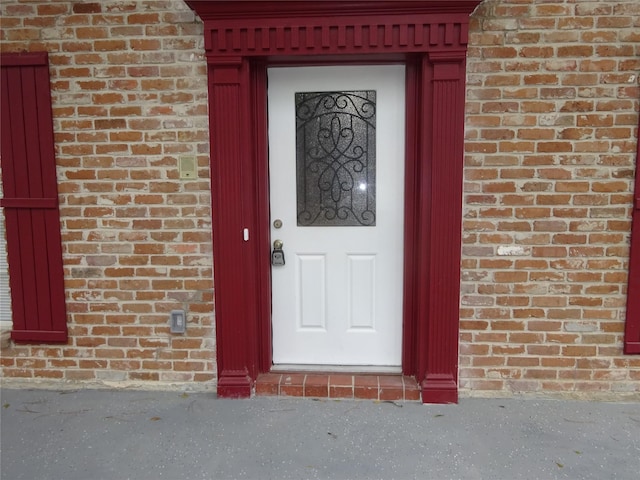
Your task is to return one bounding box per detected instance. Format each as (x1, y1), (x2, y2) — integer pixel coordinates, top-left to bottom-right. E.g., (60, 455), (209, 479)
(0, 0), (215, 389)
(461, 0), (640, 397)
(0, 0), (638, 398)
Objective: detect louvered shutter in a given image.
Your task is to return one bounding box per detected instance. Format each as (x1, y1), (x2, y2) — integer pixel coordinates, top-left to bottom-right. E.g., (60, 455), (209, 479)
(625, 116), (640, 354)
(0, 52), (68, 343)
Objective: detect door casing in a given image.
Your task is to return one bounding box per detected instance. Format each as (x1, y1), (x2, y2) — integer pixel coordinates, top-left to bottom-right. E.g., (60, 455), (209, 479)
(186, 0), (481, 403)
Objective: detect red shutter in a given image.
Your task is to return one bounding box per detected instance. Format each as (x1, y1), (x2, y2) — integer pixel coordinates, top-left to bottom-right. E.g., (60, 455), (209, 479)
(0, 52), (68, 343)
(625, 115), (640, 354)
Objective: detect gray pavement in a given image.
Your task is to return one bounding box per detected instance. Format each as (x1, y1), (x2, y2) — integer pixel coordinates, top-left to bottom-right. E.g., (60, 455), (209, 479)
(0, 388), (638, 480)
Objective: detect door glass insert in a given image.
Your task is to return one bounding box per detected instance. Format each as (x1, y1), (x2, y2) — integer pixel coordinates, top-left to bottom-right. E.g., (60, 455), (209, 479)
(295, 91), (376, 226)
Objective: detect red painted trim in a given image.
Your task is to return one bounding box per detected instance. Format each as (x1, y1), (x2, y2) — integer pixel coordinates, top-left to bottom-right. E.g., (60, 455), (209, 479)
(625, 114), (640, 354)
(189, 1), (483, 19)
(187, 0), (480, 402)
(420, 52), (468, 403)
(251, 62), (274, 373)
(200, 17), (471, 57)
(0, 51), (48, 67)
(0, 53), (68, 343)
(401, 60), (420, 375)
(9, 330), (68, 343)
(206, 58), (255, 395)
(0, 198), (58, 208)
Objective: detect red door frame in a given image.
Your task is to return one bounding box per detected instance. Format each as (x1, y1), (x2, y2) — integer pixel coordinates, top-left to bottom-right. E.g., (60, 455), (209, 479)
(186, 0), (481, 403)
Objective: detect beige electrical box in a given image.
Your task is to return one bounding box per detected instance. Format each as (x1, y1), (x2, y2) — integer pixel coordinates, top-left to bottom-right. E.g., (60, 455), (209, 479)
(179, 156), (197, 179)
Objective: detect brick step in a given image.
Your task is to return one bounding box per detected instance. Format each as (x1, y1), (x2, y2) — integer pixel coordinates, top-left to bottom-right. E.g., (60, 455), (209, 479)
(256, 373), (421, 402)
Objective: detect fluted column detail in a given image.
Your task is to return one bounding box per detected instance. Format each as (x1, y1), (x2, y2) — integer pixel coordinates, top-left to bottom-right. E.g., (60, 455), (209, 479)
(207, 58), (254, 397)
(418, 52), (467, 403)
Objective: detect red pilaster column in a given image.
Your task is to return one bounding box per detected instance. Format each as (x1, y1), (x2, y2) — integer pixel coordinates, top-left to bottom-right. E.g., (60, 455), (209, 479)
(418, 51), (468, 403)
(207, 57), (255, 397)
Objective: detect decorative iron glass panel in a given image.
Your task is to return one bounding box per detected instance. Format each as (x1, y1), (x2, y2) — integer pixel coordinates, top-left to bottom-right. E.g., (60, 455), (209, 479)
(295, 91), (376, 226)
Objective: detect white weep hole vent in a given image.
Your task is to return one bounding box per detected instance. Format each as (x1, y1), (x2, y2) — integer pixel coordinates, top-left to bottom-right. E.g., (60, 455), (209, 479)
(170, 310), (186, 334)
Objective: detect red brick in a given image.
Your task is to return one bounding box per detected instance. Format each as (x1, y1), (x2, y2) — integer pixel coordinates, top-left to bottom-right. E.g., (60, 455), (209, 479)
(34, 4), (68, 15)
(256, 374), (281, 396)
(304, 375), (329, 398)
(329, 386), (353, 398)
(519, 46), (554, 58)
(75, 26), (108, 39)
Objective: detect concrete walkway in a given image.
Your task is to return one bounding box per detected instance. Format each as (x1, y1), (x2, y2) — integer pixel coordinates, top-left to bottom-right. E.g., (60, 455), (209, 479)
(1, 388), (638, 480)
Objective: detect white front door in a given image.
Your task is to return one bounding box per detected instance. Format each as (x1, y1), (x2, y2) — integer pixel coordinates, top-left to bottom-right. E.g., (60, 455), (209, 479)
(268, 65), (405, 368)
